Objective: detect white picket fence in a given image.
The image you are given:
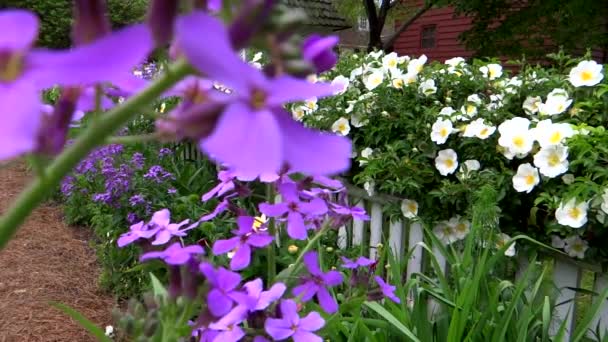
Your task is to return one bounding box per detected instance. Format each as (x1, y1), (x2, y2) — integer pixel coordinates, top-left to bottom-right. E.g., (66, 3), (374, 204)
(336, 194), (608, 341)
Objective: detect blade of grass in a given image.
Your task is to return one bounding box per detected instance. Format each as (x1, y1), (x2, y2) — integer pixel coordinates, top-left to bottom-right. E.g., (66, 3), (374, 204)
(50, 302), (112, 342)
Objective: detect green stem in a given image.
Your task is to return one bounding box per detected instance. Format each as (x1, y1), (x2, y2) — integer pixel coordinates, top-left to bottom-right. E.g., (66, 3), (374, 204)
(277, 223), (330, 282)
(0, 60), (192, 250)
(266, 184), (277, 283)
(106, 133), (160, 145)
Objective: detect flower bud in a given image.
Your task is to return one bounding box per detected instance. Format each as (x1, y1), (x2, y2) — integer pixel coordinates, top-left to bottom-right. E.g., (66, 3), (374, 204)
(36, 87), (80, 156)
(147, 0), (179, 46)
(301, 34), (339, 73)
(72, 0), (111, 45)
(325, 247), (334, 253)
(288, 245), (298, 254)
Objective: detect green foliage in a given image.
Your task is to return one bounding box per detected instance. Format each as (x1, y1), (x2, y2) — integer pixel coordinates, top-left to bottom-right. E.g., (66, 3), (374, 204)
(0, 0), (148, 48)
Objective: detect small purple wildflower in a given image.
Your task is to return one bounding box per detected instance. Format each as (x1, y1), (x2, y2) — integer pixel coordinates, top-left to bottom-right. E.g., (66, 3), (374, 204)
(144, 165), (174, 183)
(292, 251), (343, 314)
(374, 276), (401, 304)
(167, 188), (177, 194)
(341, 256), (375, 269)
(235, 278), (286, 312)
(159, 147), (173, 157)
(265, 299), (325, 342)
(148, 209), (190, 245)
(92, 192), (112, 203)
(60, 176), (75, 196)
(131, 152), (145, 170)
(260, 181), (328, 240)
(126, 212), (139, 224)
(117, 221), (157, 247)
(129, 194), (146, 206)
(208, 306), (248, 342)
(202, 170), (236, 201)
(140, 242), (204, 265)
(212, 216), (274, 270)
(199, 263), (242, 317)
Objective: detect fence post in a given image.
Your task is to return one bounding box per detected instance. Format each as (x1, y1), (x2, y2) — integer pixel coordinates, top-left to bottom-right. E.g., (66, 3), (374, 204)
(352, 199), (365, 246)
(389, 219), (404, 261)
(406, 221), (424, 281)
(551, 259), (581, 339)
(369, 203), (383, 260)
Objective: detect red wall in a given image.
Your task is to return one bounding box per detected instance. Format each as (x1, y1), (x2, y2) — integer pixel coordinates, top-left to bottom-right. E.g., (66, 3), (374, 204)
(393, 1), (473, 61)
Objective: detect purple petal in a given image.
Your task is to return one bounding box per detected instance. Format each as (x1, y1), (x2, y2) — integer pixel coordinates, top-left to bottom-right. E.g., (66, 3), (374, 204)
(76, 86), (115, 112)
(256, 283), (286, 311)
(201, 182), (224, 202)
(216, 267), (241, 291)
(0, 84), (43, 160)
(230, 243), (251, 270)
(293, 331), (323, 342)
(300, 198), (328, 216)
(0, 10), (38, 50)
(199, 262), (217, 285)
(313, 175), (343, 189)
(275, 109), (351, 176)
(278, 181), (300, 203)
(117, 233), (139, 247)
(212, 237), (240, 255)
(29, 24), (153, 89)
(253, 337), (271, 342)
(266, 76), (338, 106)
(279, 299), (300, 324)
(139, 250), (165, 262)
(265, 318), (294, 340)
(236, 216), (255, 234)
(164, 251), (191, 265)
(298, 311), (325, 332)
(287, 211), (308, 240)
(200, 199), (229, 221)
(207, 288), (234, 317)
(175, 11), (262, 93)
(247, 233), (274, 248)
(151, 229), (172, 245)
(209, 305), (248, 329)
(213, 327), (245, 342)
(292, 282), (318, 302)
(201, 104), (282, 180)
(243, 278), (264, 298)
(341, 257), (358, 269)
(322, 270), (343, 286)
(150, 209), (171, 227)
(259, 202), (289, 217)
(316, 287), (338, 314)
(303, 251), (322, 276)
(356, 256), (375, 267)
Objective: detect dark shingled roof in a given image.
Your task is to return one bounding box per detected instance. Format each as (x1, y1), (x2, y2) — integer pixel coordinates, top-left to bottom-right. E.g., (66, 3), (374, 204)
(282, 0), (350, 30)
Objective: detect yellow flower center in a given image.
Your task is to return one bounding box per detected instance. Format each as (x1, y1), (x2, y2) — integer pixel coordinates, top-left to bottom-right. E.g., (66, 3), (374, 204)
(0, 52), (23, 82)
(466, 105), (475, 114)
(568, 207), (581, 219)
(557, 103), (564, 112)
(440, 127), (448, 137)
(581, 70), (593, 81)
(512, 136), (525, 148)
(445, 159), (455, 168)
(525, 174), (536, 185)
(479, 128), (489, 136)
(548, 153), (560, 166)
(408, 203), (417, 213)
(416, 65), (423, 73)
(489, 69), (497, 78)
(456, 223), (467, 232)
(393, 79), (404, 88)
(549, 131), (562, 144)
(572, 243), (584, 252)
(389, 60), (397, 68)
(251, 89), (267, 109)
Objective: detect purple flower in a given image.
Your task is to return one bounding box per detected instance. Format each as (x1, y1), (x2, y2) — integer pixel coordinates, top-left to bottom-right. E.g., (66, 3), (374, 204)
(199, 263), (242, 317)
(212, 216), (274, 270)
(292, 251), (342, 314)
(147, 209), (190, 245)
(126, 212), (139, 224)
(341, 256), (375, 269)
(60, 176), (75, 196)
(144, 165), (174, 183)
(129, 194), (146, 206)
(131, 152), (145, 170)
(330, 203), (370, 221)
(0, 10), (152, 161)
(374, 276), (401, 304)
(92, 192), (112, 203)
(202, 170), (236, 201)
(174, 11), (351, 179)
(140, 242), (204, 265)
(260, 182), (328, 240)
(302, 34), (339, 73)
(198, 197), (231, 222)
(230, 278), (286, 312)
(208, 306), (248, 342)
(265, 300), (325, 342)
(167, 188), (177, 194)
(117, 221), (157, 247)
(159, 147), (173, 157)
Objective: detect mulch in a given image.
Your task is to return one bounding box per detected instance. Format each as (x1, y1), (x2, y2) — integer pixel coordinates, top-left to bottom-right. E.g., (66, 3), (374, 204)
(0, 162), (116, 342)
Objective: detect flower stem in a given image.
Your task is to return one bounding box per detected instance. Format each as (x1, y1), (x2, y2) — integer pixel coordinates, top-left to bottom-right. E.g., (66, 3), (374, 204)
(266, 183), (277, 283)
(105, 133), (160, 145)
(0, 60), (193, 250)
(277, 223), (330, 282)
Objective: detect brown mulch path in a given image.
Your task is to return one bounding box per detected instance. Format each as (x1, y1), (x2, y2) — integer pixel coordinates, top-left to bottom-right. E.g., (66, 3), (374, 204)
(0, 163), (115, 342)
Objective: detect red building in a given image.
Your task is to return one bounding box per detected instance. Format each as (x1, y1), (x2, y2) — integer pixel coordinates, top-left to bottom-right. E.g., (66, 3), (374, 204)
(392, 1), (607, 63)
(393, 1), (473, 62)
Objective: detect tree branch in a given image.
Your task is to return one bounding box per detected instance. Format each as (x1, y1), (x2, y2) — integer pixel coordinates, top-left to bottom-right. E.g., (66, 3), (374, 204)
(382, 0), (436, 51)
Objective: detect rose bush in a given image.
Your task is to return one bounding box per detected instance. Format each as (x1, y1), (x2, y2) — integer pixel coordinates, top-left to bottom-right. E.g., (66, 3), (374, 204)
(294, 50), (608, 261)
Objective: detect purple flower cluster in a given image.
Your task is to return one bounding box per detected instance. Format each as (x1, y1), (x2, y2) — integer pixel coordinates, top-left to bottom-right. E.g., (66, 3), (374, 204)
(131, 152), (145, 170)
(144, 165), (174, 183)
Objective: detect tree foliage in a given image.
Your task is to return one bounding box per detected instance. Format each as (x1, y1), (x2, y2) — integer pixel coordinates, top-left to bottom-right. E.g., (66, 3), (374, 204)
(0, 0), (148, 49)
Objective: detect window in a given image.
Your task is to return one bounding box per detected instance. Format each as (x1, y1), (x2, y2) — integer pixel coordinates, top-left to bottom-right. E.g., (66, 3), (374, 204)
(358, 16), (369, 31)
(421, 25), (436, 48)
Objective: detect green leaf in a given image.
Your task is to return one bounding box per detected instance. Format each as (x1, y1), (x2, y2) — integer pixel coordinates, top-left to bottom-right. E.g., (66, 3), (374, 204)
(50, 302), (112, 342)
(150, 272), (167, 298)
(363, 301), (421, 342)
